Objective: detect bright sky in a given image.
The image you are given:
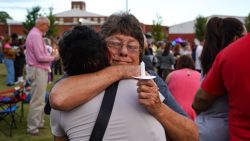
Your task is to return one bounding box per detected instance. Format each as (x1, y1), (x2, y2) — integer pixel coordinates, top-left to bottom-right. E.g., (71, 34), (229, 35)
(0, 0), (249, 26)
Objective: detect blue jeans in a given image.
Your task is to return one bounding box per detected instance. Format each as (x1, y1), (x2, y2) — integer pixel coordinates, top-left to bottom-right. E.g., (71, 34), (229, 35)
(4, 58), (15, 84)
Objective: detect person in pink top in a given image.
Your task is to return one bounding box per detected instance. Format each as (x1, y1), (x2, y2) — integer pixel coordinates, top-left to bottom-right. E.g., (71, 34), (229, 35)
(25, 16), (59, 135)
(166, 55), (201, 120)
(3, 36), (16, 86)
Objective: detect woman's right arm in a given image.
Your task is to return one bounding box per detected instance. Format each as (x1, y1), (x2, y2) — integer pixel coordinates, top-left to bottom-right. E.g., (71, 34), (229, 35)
(50, 65), (139, 111)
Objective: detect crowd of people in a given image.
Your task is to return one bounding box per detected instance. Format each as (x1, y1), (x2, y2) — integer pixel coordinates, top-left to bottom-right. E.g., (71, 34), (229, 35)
(143, 34), (202, 81)
(1, 33), (25, 86)
(0, 28), (62, 87)
(0, 12), (249, 141)
(0, 17), (62, 136)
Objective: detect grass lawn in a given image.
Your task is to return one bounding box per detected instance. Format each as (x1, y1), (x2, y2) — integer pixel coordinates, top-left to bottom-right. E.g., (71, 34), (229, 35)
(0, 63), (62, 141)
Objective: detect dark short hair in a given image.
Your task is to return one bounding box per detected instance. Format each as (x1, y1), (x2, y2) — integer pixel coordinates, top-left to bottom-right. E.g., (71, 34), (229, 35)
(176, 55), (195, 70)
(11, 33), (18, 40)
(59, 25), (110, 76)
(11, 33), (19, 46)
(100, 12), (144, 61)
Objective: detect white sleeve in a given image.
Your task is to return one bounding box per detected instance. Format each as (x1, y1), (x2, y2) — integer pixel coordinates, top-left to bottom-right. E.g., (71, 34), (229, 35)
(50, 109), (66, 137)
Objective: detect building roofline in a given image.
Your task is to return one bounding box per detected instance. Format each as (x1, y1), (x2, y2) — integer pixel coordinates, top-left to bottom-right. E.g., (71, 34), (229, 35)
(169, 14), (246, 27)
(54, 9), (107, 17)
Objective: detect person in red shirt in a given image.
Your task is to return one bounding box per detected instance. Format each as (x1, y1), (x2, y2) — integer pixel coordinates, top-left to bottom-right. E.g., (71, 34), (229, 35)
(193, 33), (250, 140)
(195, 17), (246, 141)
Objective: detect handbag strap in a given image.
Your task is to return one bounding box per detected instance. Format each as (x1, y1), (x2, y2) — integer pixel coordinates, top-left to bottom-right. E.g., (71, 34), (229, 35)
(89, 81), (119, 141)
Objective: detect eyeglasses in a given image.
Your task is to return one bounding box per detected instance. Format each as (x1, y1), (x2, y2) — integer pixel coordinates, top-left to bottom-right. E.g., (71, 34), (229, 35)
(106, 40), (140, 53)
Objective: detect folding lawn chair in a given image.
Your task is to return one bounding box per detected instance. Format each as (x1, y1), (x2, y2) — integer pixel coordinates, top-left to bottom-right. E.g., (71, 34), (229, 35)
(0, 81), (30, 137)
(0, 97), (19, 137)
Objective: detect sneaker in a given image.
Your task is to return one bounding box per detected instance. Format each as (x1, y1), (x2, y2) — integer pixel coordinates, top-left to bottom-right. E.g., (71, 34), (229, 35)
(27, 130), (40, 136)
(14, 79), (24, 85)
(18, 77), (24, 83)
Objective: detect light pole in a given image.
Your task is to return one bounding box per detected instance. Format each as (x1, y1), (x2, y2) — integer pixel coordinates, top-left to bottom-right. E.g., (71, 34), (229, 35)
(126, 0), (128, 12)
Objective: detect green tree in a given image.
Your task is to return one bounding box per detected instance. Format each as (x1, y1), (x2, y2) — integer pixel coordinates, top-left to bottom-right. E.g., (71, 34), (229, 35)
(0, 11), (12, 35)
(244, 13), (250, 32)
(0, 11), (12, 23)
(22, 6), (41, 35)
(46, 7), (58, 38)
(194, 15), (207, 42)
(152, 14), (164, 41)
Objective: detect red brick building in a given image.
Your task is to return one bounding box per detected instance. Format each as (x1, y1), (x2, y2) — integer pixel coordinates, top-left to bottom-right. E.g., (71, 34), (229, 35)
(0, 1), (169, 39)
(0, 19), (24, 36)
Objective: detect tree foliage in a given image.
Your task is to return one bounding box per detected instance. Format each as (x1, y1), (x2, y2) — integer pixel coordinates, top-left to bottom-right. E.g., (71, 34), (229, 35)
(46, 7), (58, 38)
(244, 13), (250, 32)
(22, 6), (58, 37)
(194, 15), (207, 42)
(22, 6), (41, 35)
(0, 11), (12, 23)
(152, 14), (164, 41)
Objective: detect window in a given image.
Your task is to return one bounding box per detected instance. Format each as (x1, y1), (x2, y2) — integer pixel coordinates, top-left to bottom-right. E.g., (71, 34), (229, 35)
(59, 18), (64, 24)
(73, 18), (78, 23)
(94, 17), (98, 22)
(100, 17), (105, 24)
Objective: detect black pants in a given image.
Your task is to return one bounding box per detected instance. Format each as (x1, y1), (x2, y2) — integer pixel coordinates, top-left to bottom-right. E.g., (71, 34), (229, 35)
(53, 60), (62, 75)
(14, 55), (25, 81)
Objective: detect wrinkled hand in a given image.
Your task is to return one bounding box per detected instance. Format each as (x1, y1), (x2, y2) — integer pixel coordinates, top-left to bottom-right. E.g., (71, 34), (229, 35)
(114, 65), (140, 79)
(137, 79), (163, 116)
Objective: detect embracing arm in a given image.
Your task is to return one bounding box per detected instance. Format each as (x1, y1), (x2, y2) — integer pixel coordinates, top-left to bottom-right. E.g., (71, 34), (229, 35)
(192, 88), (218, 114)
(50, 65), (139, 111)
